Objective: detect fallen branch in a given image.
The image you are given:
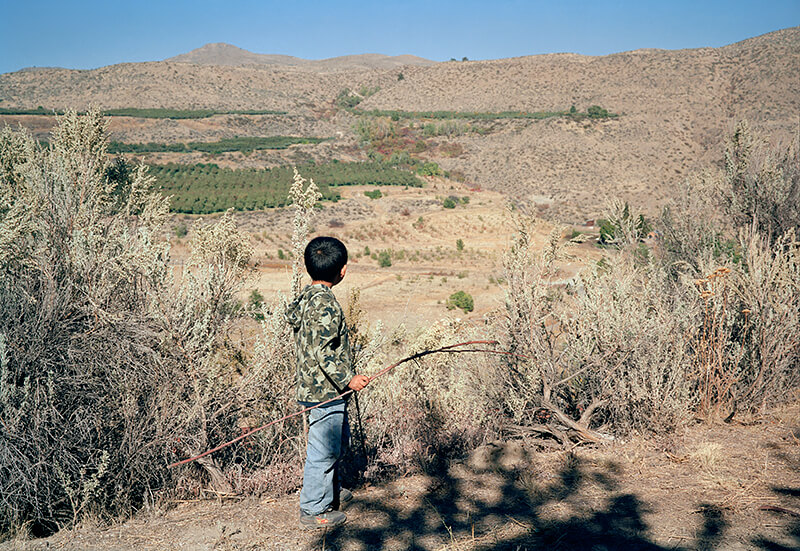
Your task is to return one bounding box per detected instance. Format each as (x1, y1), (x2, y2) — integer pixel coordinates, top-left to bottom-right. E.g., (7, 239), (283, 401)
(507, 423), (568, 446)
(542, 398), (614, 443)
(760, 505), (800, 517)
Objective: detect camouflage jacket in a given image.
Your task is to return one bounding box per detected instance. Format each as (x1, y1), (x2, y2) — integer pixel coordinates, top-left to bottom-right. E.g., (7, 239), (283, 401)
(286, 284), (354, 403)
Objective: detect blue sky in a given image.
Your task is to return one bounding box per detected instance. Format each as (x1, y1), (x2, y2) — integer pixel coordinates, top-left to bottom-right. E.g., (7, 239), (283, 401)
(1, 0), (798, 74)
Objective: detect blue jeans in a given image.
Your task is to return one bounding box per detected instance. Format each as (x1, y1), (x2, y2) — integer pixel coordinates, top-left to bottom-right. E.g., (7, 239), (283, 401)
(299, 400), (350, 516)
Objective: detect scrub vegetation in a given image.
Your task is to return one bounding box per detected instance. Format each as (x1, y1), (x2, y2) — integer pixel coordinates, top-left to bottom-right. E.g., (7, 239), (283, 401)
(0, 113), (798, 543)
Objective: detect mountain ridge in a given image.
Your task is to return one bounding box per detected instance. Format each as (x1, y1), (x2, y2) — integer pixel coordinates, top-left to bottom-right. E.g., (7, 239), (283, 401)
(165, 42), (436, 70)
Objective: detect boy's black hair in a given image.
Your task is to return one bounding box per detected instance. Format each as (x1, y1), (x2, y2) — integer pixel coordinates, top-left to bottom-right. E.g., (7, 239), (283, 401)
(304, 236), (348, 282)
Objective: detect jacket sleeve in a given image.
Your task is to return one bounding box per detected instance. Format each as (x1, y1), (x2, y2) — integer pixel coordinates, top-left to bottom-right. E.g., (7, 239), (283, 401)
(308, 293), (354, 392)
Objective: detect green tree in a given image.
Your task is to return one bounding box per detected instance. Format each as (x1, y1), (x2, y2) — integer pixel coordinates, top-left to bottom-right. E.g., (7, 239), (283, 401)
(446, 291), (474, 313)
(587, 105), (610, 118)
(417, 162), (442, 176)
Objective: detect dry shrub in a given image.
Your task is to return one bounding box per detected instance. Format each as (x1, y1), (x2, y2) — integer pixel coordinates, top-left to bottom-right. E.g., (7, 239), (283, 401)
(500, 219), (564, 423)
(189, 169), (323, 499)
(690, 266), (744, 422)
(358, 319), (502, 476)
(221, 168), (323, 493)
(658, 174), (729, 277)
(501, 216), (697, 438)
(0, 113), (311, 536)
(722, 121), (800, 240)
(0, 112), (179, 534)
(660, 122), (800, 416)
(565, 256), (698, 432)
(733, 226), (800, 409)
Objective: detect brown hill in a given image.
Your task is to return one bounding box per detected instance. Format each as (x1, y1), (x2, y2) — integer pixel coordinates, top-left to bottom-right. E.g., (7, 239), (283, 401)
(166, 42), (436, 70)
(166, 43), (306, 67)
(359, 27), (799, 220)
(0, 27), (797, 222)
(0, 62), (398, 112)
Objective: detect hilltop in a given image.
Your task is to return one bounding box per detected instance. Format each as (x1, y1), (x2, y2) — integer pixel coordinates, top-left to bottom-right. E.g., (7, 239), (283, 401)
(166, 42), (436, 70)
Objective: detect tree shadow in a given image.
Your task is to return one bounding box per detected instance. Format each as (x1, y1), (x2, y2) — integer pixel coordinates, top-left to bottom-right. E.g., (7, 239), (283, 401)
(307, 444), (728, 551)
(751, 439), (800, 551)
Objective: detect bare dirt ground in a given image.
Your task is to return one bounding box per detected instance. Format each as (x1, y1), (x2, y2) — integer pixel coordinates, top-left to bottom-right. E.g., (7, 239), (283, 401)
(167, 179), (595, 333)
(5, 404), (798, 551)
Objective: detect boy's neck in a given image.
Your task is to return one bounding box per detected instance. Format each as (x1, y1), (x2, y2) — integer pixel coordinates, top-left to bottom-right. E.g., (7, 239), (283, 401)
(311, 280), (334, 288)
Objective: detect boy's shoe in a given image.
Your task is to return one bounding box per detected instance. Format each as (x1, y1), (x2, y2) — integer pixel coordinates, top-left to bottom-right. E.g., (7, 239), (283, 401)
(333, 488), (353, 510)
(299, 509), (346, 530)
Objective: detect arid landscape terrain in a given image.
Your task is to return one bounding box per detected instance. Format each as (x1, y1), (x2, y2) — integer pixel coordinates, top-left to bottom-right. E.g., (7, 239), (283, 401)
(3, 27), (796, 323)
(1, 26), (799, 551)
(2, 27), (798, 222)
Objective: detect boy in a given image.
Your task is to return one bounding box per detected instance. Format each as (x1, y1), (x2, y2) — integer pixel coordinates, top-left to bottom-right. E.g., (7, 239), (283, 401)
(286, 236), (369, 530)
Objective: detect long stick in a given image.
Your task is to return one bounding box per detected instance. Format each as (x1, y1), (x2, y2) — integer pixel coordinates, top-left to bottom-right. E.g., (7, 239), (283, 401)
(168, 340), (500, 468)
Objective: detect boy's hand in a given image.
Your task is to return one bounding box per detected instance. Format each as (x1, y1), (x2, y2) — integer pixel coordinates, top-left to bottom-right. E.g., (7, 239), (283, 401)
(347, 374), (370, 391)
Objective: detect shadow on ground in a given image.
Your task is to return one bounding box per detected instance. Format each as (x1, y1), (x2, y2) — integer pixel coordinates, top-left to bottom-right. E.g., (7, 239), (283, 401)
(308, 445), (729, 551)
(752, 437), (800, 551)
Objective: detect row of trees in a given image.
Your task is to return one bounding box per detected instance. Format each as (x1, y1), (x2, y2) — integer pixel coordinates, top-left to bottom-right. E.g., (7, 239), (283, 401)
(151, 160), (423, 214)
(0, 107), (287, 119)
(109, 136), (325, 154)
(352, 107), (617, 120)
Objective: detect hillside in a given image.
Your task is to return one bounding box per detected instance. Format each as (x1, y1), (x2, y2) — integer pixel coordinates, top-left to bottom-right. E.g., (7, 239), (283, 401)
(0, 62), (398, 112)
(1, 27), (798, 221)
(358, 27), (799, 219)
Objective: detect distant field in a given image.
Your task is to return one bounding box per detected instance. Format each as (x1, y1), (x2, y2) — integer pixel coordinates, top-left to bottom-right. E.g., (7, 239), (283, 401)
(109, 136), (326, 154)
(0, 107), (287, 119)
(152, 161), (423, 214)
(351, 107), (617, 120)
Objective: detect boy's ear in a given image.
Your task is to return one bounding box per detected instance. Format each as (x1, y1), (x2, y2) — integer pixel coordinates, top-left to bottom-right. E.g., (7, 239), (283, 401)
(340, 264), (348, 280)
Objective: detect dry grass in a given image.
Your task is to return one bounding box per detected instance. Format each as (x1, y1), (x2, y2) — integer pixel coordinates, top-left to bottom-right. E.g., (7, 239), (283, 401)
(690, 442), (724, 473)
